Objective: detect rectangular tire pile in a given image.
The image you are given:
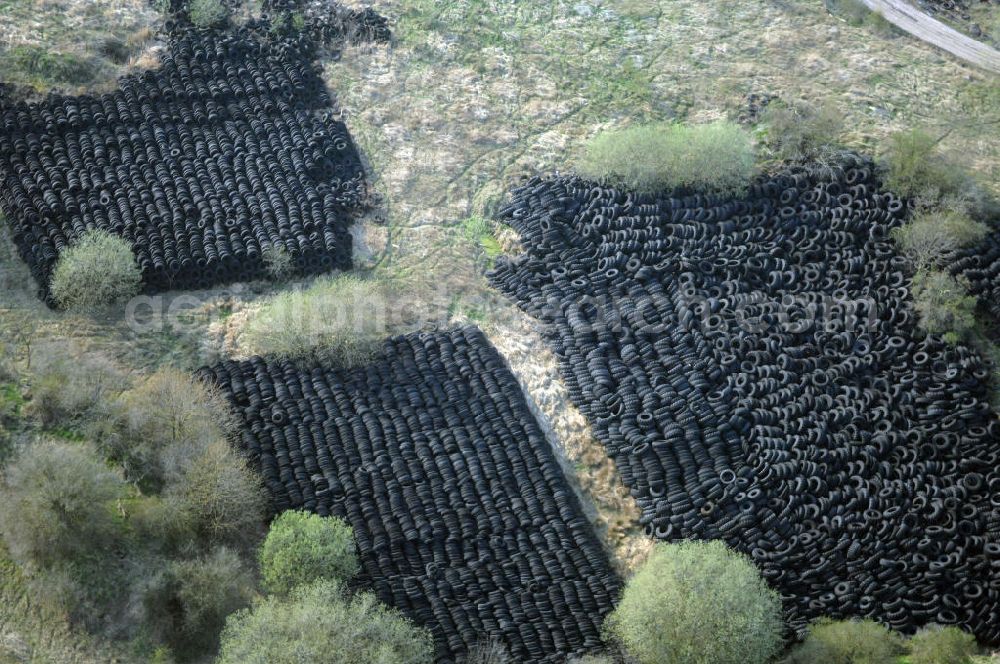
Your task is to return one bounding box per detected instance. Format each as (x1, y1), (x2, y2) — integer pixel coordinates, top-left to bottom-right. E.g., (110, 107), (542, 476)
(197, 326), (620, 663)
(0, 26), (364, 303)
(488, 155), (1000, 641)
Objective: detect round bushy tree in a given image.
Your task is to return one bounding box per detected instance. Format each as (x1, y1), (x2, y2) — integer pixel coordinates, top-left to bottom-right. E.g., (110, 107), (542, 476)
(216, 580), (434, 664)
(785, 619), (903, 664)
(0, 438), (126, 568)
(145, 546), (255, 660)
(165, 438), (267, 552)
(259, 511), (358, 595)
(603, 540), (783, 664)
(49, 229), (141, 310)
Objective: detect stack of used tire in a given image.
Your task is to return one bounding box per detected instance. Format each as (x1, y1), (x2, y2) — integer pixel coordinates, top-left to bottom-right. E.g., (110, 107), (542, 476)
(488, 155), (1000, 642)
(915, 0), (973, 20)
(261, 0), (392, 44)
(198, 326), (620, 663)
(0, 24), (365, 303)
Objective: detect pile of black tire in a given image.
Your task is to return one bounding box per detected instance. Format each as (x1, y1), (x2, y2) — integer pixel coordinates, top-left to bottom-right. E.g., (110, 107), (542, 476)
(914, 0), (998, 37)
(262, 0), (392, 44)
(488, 155), (1000, 641)
(198, 327), (620, 663)
(0, 25), (365, 303)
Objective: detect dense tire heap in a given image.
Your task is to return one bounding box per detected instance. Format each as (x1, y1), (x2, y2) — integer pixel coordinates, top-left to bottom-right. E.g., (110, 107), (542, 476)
(0, 26), (365, 303)
(198, 327), (620, 663)
(489, 156), (1000, 641)
(262, 0), (392, 44)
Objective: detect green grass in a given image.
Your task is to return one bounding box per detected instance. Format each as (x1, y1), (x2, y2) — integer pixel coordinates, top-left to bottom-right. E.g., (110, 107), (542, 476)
(0, 0), (156, 99)
(461, 215), (503, 264)
(0, 383), (24, 416)
(46, 426), (87, 442)
(0, 45), (106, 90)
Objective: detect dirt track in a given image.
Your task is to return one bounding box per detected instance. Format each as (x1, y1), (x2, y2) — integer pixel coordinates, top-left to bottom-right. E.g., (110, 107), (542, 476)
(862, 0), (1000, 73)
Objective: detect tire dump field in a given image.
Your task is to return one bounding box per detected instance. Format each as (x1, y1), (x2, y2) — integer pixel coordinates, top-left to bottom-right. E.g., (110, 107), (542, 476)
(198, 327), (620, 663)
(0, 20), (370, 303)
(488, 156), (1000, 641)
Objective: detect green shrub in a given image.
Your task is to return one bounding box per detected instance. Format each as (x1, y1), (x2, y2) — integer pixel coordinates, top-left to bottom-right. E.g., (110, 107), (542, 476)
(911, 269), (978, 343)
(576, 121), (755, 195)
(891, 210), (990, 269)
(189, 0), (228, 27)
(881, 129), (985, 210)
(908, 624), (977, 664)
(261, 244), (295, 281)
(240, 274), (388, 367)
(259, 511), (359, 596)
(759, 100), (844, 162)
(217, 580), (435, 664)
(603, 540), (782, 664)
(465, 636), (512, 664)
(49, 230), (141, 311)
(146, 547), (255, 660)
(164, 438), (267, 552)
(0, 45), (106, 91)
(784, 619), (903, 664)
(27, 344), (127, 429)
(0, 439), (126, 569)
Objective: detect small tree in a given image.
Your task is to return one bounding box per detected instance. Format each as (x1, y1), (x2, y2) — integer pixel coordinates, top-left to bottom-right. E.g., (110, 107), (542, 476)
(188, 0), (228, 28)
(27, 343), (127, 429)
(891, 210), (990, 269)
(262, 244), (295, 281)
(603, 540), (783, 664)
(0, 439), (126, 569)
(911, 269), (978, 343)
(145, 547), (255, 661)
(576, 121), (755, 195)
(259, 511), (359, 596)
(908, 624), (977, 664)
(784, 619), (903, 664)
(217, 580), (435, 664)
(880, 129), (987, 211)
(465, 636), (512, 664)
(106, 369), (233, 489)
(49, 229), (141, 310)
(165, 438), (267, 552)
(760, 100), (844, 162)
